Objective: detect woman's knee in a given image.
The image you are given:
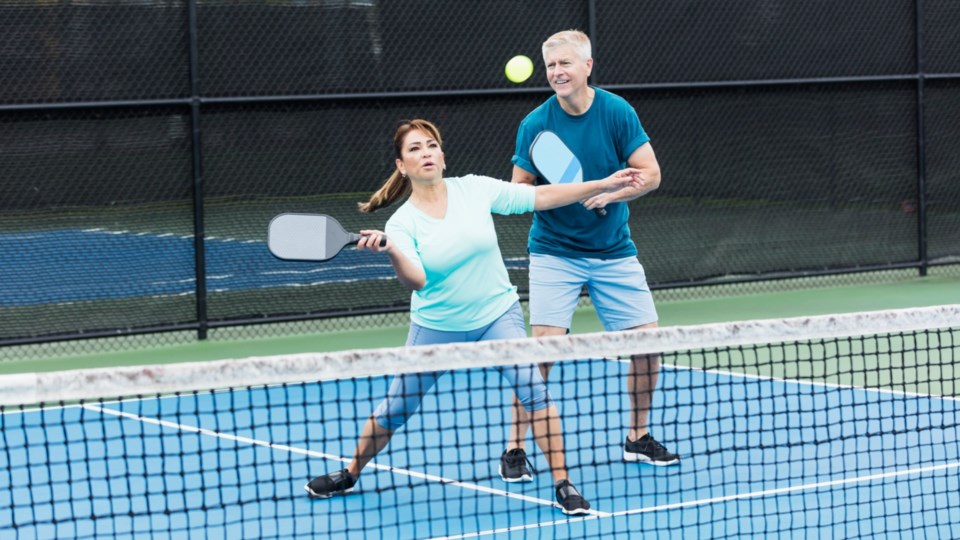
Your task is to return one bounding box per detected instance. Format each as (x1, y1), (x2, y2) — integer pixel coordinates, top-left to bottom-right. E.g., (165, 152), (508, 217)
(373, 404), (412, 430)
(373, 397), (416, 430)
(517, 385), (552, 413)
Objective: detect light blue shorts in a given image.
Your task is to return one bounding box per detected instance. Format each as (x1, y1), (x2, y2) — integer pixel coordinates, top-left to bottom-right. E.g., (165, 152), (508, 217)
(373, 302), (551, 430)
(528, 253), (658, 332)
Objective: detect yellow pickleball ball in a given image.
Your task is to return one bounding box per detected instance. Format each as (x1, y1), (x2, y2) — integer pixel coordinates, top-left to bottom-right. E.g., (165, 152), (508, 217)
(505, 55), (534, 83)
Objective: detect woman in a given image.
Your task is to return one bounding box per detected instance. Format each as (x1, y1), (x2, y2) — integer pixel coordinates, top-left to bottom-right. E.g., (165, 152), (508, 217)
(305, 119), (642, 515)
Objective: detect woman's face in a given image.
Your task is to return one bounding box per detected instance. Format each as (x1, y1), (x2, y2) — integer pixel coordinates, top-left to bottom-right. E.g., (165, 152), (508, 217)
(396, 129), (444, 182)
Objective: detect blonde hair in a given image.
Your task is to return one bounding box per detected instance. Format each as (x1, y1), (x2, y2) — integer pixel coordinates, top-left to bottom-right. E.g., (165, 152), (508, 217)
(542, 29), (592, 62)
(358, 119), (444, 213)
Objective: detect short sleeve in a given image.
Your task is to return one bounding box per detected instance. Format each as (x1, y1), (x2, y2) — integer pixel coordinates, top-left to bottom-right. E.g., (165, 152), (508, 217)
(385, 212), (422, 270)
(511, 111), (545, 175)
(461, 175), (536, 215)
(489, 181), (536, 215)
(616, 98), (650, 161)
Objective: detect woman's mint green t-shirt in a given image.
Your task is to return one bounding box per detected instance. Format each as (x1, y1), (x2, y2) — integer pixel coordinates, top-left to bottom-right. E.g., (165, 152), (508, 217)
(385, 175), (535, 331)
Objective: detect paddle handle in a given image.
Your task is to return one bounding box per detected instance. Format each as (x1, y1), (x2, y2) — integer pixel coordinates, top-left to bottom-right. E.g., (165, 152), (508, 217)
(349, 233), (388, 247)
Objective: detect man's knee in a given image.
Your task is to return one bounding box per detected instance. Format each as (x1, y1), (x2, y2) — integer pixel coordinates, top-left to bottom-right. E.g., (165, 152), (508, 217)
(531, 324), (568, 338)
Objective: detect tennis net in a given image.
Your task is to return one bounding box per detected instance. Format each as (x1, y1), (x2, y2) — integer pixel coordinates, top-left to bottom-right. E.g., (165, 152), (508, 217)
(1, 305), (958, 538)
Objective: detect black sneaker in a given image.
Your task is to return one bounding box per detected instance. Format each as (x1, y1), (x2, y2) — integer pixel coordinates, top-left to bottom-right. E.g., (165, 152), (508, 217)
(555, 479), (590, 515)
(304, 469), (358, 498)
(624, 434), (680, 466)
(499, 448), (534, 482)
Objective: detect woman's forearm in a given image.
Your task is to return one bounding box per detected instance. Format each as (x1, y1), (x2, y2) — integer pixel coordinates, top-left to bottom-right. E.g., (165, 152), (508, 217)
(389, 250), (426, 290)
(533, 180), (609, 211)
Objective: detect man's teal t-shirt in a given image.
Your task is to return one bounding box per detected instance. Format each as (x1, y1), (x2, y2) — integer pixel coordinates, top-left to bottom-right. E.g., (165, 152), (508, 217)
(385, 175), (536, 331)
(512, 87), (649, 259)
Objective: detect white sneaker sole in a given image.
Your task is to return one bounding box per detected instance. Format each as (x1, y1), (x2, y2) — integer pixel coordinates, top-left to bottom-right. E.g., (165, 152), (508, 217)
(304, 483), (354, 498)
(624, 451), (680, 466)
(560, 506), (591, 516)
(499, 464), (533, 483)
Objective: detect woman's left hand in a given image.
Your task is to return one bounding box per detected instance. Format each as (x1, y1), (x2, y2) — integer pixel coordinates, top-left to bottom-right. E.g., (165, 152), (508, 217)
(582, 169), (643, 210)
(606, 168), (644, 191)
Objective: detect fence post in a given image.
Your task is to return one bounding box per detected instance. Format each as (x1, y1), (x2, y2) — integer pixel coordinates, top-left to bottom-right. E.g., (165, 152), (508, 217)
(915, 0), (928, 276)
(187, 0), (208, 338)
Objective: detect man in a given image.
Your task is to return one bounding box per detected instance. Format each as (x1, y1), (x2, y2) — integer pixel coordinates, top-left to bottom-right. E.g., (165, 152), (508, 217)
(499, 30), (679, 483)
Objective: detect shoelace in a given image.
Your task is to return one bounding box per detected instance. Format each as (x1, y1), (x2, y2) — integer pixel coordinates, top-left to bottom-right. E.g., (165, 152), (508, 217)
(644, 438), (667, 453)
(333, 469), (356, 489)
(505, 450), (538, 475)
(556, 480), (587, 509)
(556, 481), (581, 498)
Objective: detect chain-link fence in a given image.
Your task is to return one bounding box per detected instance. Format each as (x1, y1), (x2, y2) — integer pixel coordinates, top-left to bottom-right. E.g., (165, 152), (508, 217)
(2, 0), (958, 349)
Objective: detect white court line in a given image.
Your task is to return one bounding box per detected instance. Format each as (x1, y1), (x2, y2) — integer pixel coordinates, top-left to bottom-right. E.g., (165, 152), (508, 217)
(82, 403), (610, 517)
(429, 514), (601, 539)
(434, 460), (960, 539)
(262, 264), (395, 276)
(644, 359), (960, 402)
(79, 228), (257, 244)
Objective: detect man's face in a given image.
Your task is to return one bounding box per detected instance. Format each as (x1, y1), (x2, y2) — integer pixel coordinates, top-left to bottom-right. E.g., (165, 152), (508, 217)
(544, 45), (593, 98)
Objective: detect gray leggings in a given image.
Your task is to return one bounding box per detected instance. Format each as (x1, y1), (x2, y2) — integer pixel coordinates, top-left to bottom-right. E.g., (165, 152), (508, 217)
(373, 302), (551, 430)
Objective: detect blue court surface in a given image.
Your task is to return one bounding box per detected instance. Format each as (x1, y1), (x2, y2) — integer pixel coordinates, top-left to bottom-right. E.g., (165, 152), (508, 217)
(2, 359), (958, 539)
(0, 229), (527, 306)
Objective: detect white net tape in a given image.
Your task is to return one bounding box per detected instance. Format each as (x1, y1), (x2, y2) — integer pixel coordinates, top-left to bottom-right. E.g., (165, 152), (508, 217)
(2, 304), (958, 406)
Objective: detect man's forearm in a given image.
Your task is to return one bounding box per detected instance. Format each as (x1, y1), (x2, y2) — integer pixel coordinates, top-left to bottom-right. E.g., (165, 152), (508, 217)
(606, 180), (659, 203)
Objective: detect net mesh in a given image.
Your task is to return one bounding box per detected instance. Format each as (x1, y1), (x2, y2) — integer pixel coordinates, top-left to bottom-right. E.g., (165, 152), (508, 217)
(1, 305), (958, 538)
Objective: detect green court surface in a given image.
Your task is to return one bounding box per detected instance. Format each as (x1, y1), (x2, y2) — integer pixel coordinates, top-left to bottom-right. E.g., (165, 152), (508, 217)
(1, 269), (957, 376)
